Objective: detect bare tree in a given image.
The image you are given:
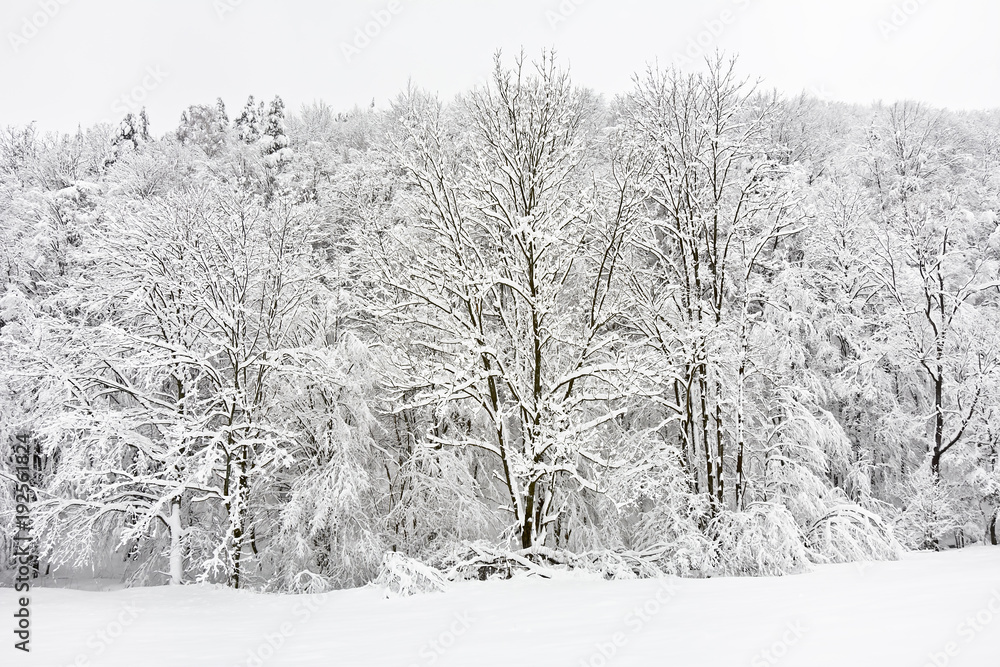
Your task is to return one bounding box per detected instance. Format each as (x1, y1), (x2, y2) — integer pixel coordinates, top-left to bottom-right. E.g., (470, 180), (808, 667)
(619, 54), (803, 513)
(378, 52), (636, 549)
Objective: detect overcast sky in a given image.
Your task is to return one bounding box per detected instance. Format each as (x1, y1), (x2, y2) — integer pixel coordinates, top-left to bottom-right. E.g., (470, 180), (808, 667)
(2, 0), (998, 134)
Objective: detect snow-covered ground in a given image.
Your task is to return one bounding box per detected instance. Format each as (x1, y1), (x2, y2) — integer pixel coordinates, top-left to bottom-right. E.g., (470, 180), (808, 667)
(3, 547), (1000, 667)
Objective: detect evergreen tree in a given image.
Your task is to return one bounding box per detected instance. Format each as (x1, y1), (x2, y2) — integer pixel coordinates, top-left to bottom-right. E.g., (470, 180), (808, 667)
(235, 95), (263, 144)
(111, 108), (151, 156)
(176, 102), (228, 156)
(261, 95), (292, 168)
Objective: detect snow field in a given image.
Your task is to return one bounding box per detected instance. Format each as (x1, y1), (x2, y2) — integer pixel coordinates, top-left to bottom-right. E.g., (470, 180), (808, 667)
(2, 546), (999, 666)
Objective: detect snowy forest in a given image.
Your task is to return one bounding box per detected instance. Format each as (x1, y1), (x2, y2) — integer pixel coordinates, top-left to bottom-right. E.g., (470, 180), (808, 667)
(2, 52), (999, 592)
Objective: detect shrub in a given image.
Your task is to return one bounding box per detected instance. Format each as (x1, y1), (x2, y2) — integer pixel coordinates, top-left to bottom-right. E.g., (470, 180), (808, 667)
(806, 505), (904, 563)
(373, 552), (447, 597)
(708, 503), (811, 576)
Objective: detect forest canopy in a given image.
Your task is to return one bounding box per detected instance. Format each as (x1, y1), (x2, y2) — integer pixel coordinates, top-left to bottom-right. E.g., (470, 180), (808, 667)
(2, 52), (998, 591)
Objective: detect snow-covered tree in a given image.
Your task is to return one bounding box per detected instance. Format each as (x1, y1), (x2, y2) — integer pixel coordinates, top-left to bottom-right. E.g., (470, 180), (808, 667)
(261, 95), (292, 168)
(112, 109), (150, 156)
(176, 102), (229, 156)
(28, 153), (382, 587)
(865, 102), (1000, 480)
(235, 95), (264, 145)
(618, 54), (809, 515)
(377, 52), (636, 549)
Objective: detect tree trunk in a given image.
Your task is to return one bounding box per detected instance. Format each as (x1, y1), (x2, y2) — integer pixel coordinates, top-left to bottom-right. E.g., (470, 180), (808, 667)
(714, 378), (725, 508)
(699, 360), (715, 507)
(167, 497), (184, 585)
(521, 482), (536, 549)
(230, 456), (248, 589)
(930, 354), (944, 479)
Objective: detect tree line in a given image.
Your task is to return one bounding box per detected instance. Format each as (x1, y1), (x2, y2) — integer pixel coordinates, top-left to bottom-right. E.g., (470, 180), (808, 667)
(1, 52), (998, 590)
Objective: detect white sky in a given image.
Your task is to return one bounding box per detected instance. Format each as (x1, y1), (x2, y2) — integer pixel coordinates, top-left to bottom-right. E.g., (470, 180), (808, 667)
(1, 0), (998, 134)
